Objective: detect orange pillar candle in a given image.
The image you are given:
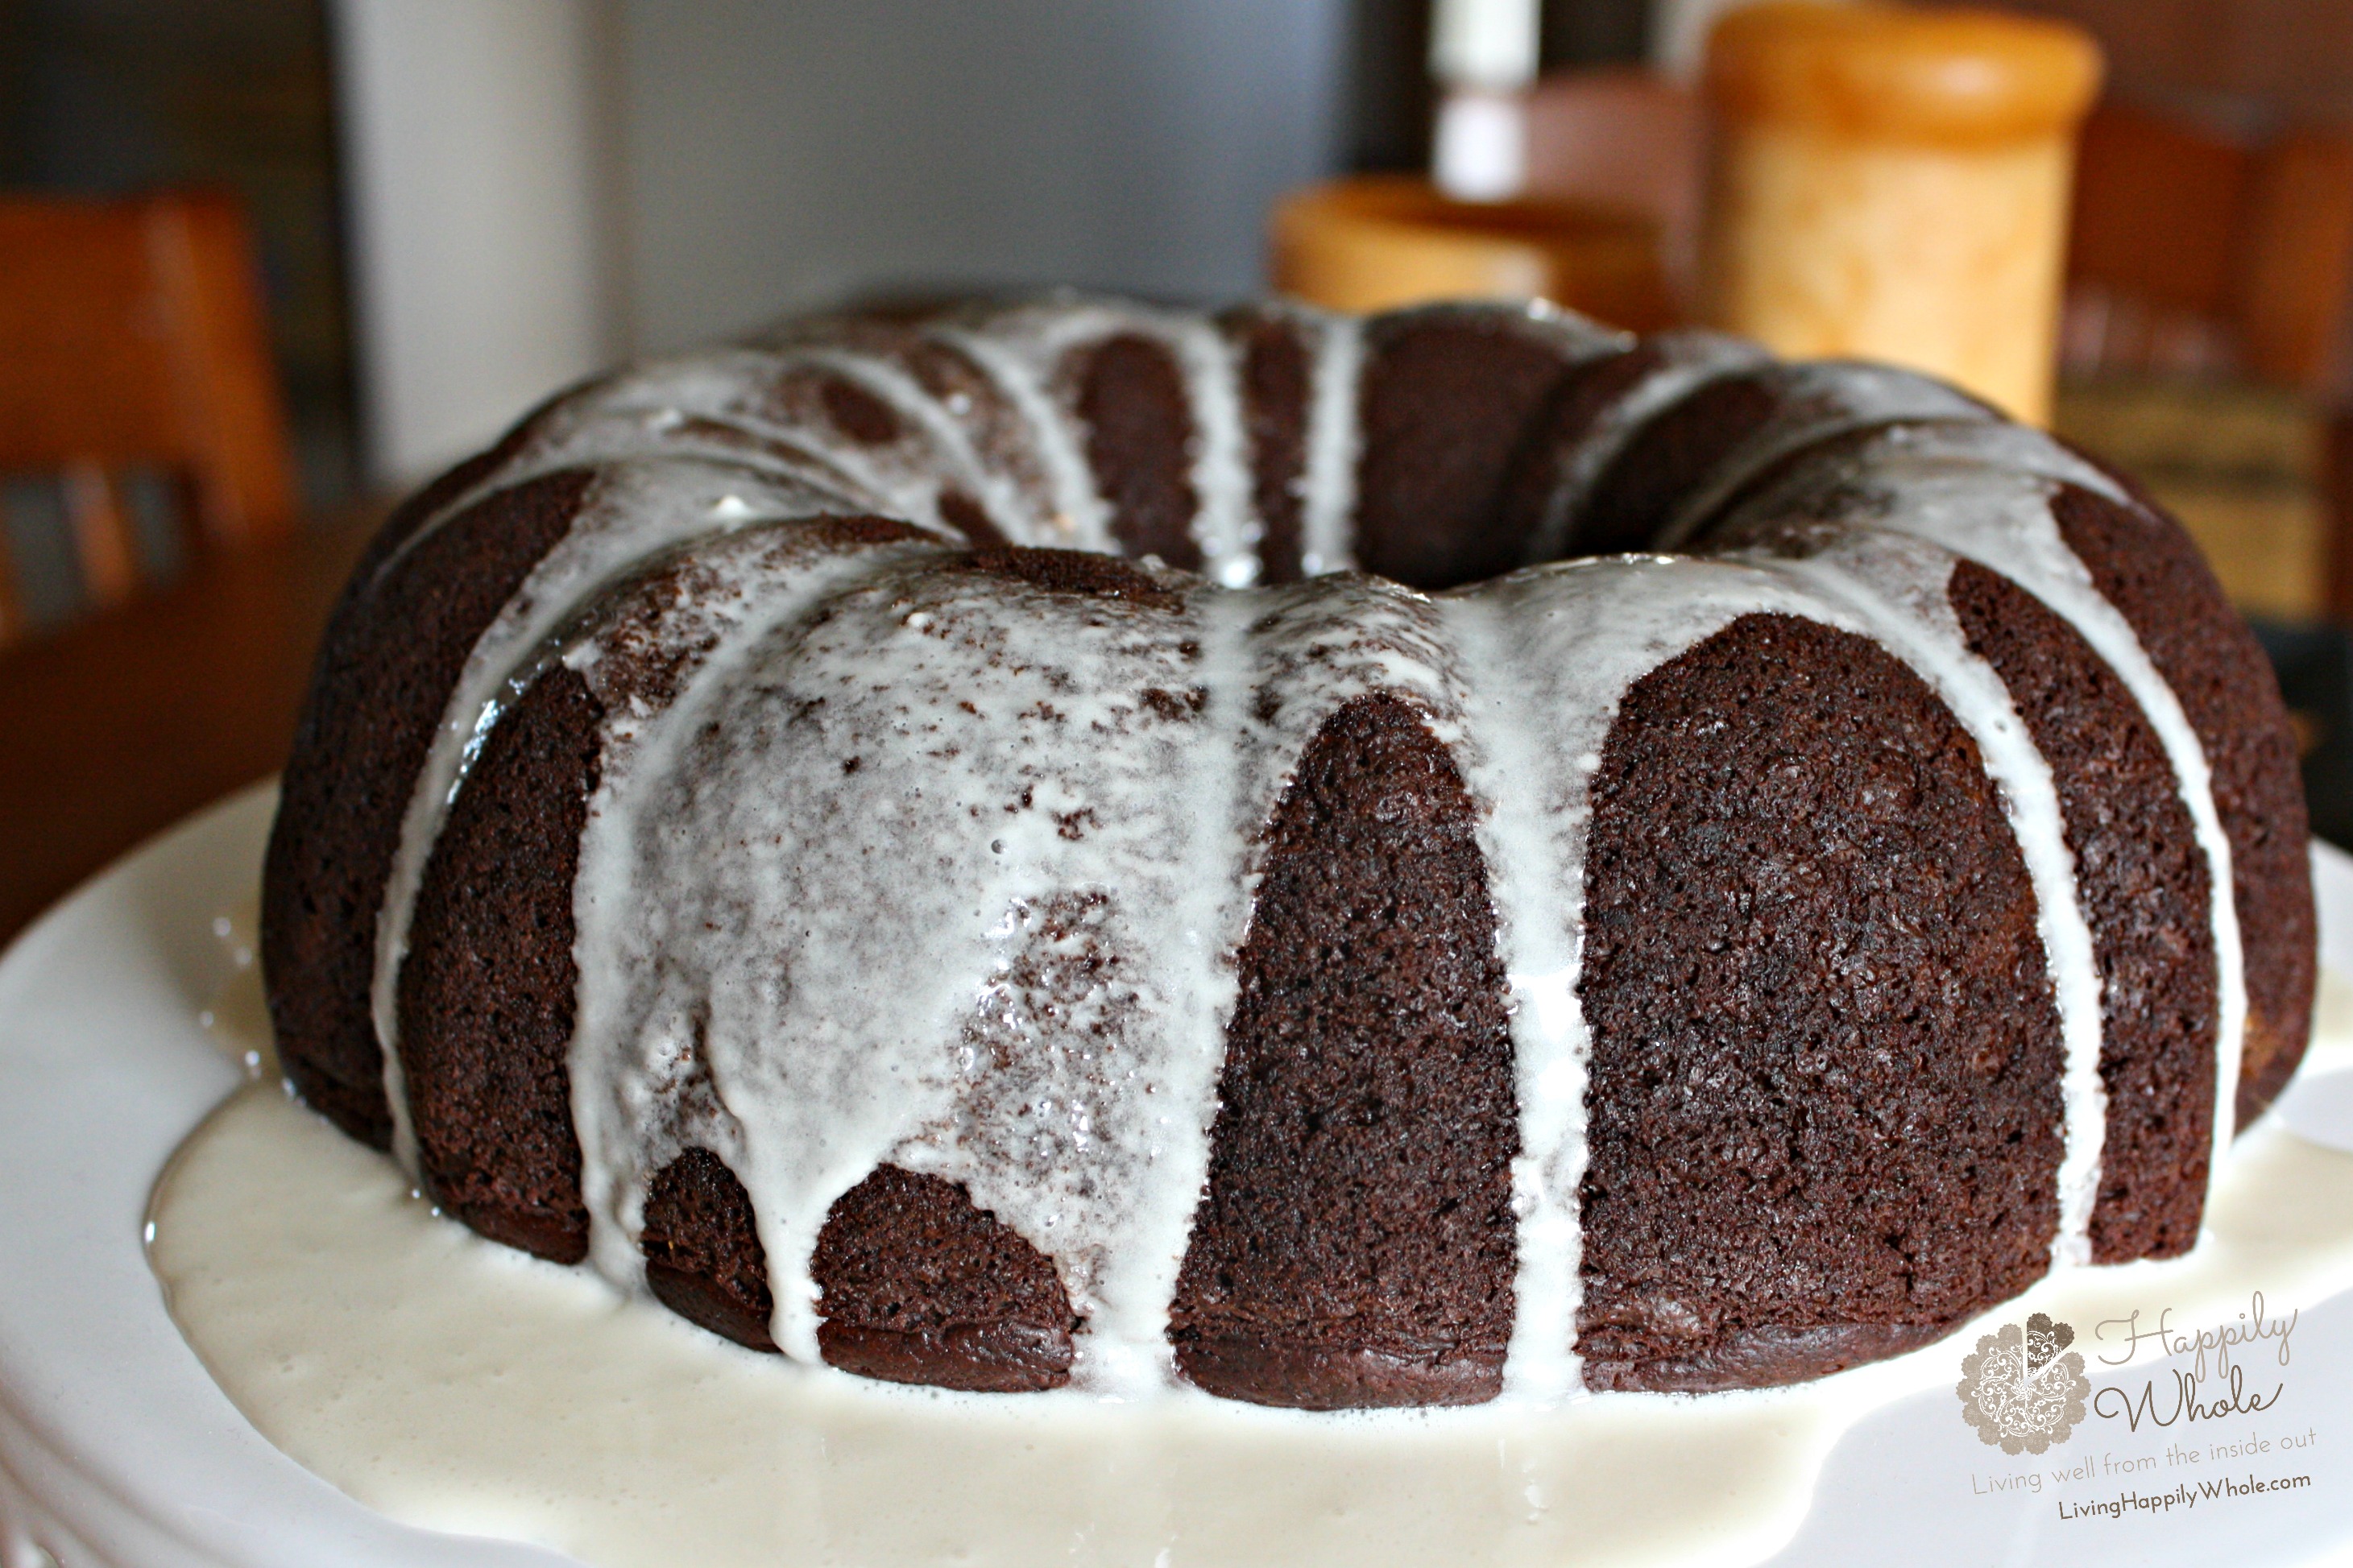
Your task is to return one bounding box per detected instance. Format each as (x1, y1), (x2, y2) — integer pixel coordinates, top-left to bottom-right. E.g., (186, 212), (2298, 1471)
(1270, 176), (1676, 329)
(1699, 2), (2102, 423)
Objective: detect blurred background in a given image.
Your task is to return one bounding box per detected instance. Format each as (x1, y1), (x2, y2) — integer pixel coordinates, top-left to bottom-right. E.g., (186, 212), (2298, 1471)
(4, 0), (2353, 937)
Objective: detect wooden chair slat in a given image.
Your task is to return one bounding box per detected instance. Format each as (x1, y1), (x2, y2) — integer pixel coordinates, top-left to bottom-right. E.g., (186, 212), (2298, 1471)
(145, 196), (300, 546)
(0, 191), (298, 628)
(2065, 103), (2353, 397)
(2068, 105), (2250, 326)
(63, 463), (141, 610)
(2238, 131), (2353, 393)
(0, 502), (23, 650)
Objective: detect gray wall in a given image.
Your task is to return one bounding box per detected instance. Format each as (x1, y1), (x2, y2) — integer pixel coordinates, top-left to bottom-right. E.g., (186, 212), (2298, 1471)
(613, 0), (1350, 351)
(336, 0), (613, 484)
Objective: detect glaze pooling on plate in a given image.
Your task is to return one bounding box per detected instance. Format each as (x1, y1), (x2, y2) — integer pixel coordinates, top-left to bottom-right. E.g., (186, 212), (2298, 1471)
(5, 793), (2345, 1568)
(144, 962), (2353, 1568)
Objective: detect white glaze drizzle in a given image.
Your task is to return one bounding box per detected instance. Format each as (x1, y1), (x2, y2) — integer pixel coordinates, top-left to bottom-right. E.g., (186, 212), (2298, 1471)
(566, 525), (951, 1293)
(371, 461), (870, 1176)
(1518, 329), (1769, 563)
(1647, 361), (1996, 551)
(1714, 421), (2248, 1189)
(574, 552), (1265, 1392)
(751, 313), (1064, 542)
(1743, 534), (2111, 1263)
(367, 350), (894, 587)
(931, 314), (1111, 550)
(1170, 316), (1255, 585)
(1295, 311), (1364, 577)
(1435, 555), (1871, 1400)
(757, 344), (1011, 532)
(354, 299), (2267, 1408)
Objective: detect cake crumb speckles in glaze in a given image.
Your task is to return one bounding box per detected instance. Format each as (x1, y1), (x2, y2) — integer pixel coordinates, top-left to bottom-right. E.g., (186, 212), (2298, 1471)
(260, 294), (2314, 1409)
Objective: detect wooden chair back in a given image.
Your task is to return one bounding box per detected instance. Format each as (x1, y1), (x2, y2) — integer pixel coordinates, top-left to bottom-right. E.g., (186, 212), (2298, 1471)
(0, 191), (297, 645)
(2064, 102), (2353, 393)
(1524, 68), (1703, 290)
(2057, 102), (2353, 628)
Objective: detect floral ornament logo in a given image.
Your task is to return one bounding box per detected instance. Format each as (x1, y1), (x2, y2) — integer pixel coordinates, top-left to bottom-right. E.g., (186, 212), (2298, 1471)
(1957, 1312), (2091, 1454)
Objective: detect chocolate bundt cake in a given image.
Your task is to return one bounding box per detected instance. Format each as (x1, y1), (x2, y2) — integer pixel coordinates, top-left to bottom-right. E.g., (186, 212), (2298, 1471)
(262, 297), (2313, 1410)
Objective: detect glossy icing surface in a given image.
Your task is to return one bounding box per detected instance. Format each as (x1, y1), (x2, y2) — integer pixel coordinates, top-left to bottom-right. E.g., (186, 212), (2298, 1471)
(331, 298), (2263, 1396)
(243, 297), (2296, 1410)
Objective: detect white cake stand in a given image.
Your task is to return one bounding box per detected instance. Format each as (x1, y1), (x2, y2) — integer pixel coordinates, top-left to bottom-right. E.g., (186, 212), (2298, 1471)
(5, 785), (2353, 1568)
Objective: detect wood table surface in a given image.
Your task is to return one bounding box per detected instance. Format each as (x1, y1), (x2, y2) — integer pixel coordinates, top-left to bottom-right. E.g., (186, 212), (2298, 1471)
(0, 509), (379, 946)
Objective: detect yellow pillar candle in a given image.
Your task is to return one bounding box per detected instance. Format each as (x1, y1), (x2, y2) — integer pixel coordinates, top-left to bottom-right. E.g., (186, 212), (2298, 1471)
(1699, 2), (2102, 423)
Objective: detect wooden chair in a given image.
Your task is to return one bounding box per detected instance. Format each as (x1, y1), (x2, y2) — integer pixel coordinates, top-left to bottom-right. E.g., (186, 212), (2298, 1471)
(2052, 101), (2353, 626)
(1523, 68), (1703, 297)
(0, 191), (298, 646)
(2062, 101), (2353, 393)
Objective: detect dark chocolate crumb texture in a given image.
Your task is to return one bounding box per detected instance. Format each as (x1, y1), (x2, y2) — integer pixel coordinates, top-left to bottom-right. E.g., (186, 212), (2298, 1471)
(261, 297), (2313, 1407)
